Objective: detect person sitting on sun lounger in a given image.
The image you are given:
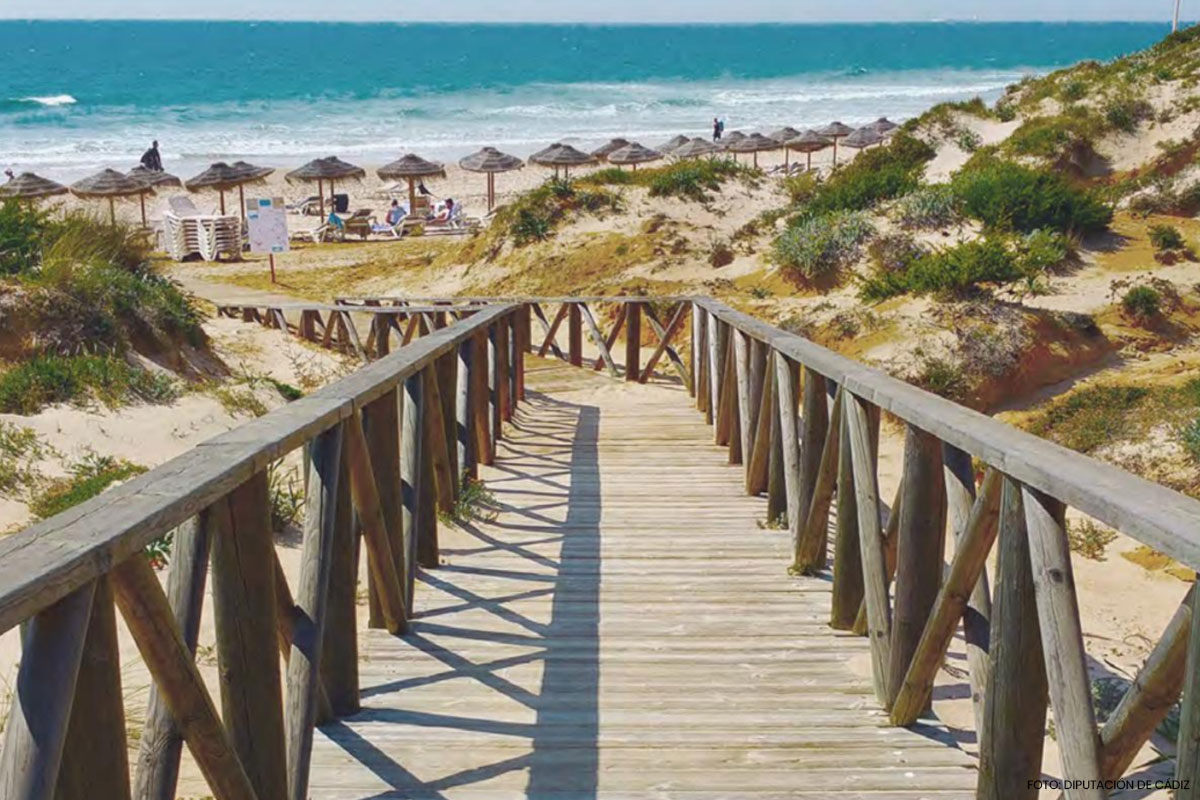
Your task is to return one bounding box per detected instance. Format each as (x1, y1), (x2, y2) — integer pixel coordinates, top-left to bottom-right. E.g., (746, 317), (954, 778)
(385, 200), (406, 226)
(432, 198), (455, 224)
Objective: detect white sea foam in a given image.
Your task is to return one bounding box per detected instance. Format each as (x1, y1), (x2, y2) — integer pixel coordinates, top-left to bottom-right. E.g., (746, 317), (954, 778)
(22, 94), (77, 107)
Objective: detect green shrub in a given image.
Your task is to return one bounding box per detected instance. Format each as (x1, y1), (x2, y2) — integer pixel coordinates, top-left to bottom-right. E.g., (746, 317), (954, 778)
(867, 232), (925, 275)
(1004, 116), (1097, 159)
(0, 354), (180, 415)
(773, 211), (875, 282)
(860, 238), (1027, 301)
(511, 208), (553, 244)
(581, 158), (753, 202)
(781, 171), (820, 206)
(500, 178), (622, 246)
(1180, 415), (1200, 463)
(30, 453), (146, 519)
(1104, 95), (1154, 133)
(1017, 229), (1071, 273)
(802, 133), (936, 216)
(268, 459), (304, 533)
(0, 421), (46, 497)
(0, 200), (49, 275)
(1027, 384), (1149, 453)
(1149, 223), (1186, 251)
(915, 355), (967, 401)
(890, 185), (960, 230)
(951, 157), (1111, 234)
(1121, 285), (1162, 321)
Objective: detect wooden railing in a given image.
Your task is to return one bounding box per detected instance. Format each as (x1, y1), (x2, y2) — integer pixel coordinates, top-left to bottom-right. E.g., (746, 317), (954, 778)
(2, 294), (1199, 800)
(690, 297), (1200, 800)
(0, 303), (526, 800)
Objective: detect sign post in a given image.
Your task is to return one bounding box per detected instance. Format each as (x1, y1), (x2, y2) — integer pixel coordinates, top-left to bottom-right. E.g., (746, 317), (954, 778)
(245, 196), (289, 283)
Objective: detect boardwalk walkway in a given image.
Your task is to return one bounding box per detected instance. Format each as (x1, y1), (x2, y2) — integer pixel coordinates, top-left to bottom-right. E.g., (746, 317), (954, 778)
(307, 359), (976, 799)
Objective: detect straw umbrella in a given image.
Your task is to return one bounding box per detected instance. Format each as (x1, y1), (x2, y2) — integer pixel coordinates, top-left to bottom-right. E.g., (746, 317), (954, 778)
(186, 161), (270, 219)
(841, 127), (884, 157)
(719, 131), (747, 154)
(127, 165), (182, 226)
(871, 117), (899, 137)
(727, 133), (780, 169)
(377, 153), (447, 213)
(0, 172), (68, 201)
(529, 143), (596, 179)
(671, 137), (719, 159)
(784, 129), (832, 171)
(656, 134), (691, 155)
(768, 126), (801, 144)
(591, 138), (631, 162)
(606, 142), (664, 171)
(459, 147), (524, 211)
(70, 169), (154, 225)
(817, 121), (854, 165)
(286, 156), (365, 220)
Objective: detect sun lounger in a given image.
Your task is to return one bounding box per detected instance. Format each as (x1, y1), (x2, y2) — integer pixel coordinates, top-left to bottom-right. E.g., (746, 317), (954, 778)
(342, 209), (374, 240)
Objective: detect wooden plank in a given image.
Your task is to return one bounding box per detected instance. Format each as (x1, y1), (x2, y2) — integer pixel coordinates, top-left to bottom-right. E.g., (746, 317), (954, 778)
(733, 330), (753, 471)
(766, 367), (786, 522)
(886, 426), (946, 709)
(774, 355), (802, 558)
(470, 332), (494, 468)
(1179, 586), (1200, 795)
(642, 303), (691, 387)
(707, 313), (723, 434)
(800, 387), (841, 576)
(890, 469), (1001, 726)
(746, 350), (775, 496)
(530, 302), (566, 361)
(829, 393), (863, 630)
(57, 576), (130, 800)
(845, 393), (890, 704)
(211, 473), (288, 800)
(363, 389), (404, 630)
(568, 303), (583, 366)
(401, 372), (424, 609)
(799, 367), (829, 550)
(0, 582), (95, 800)
(133, 517), (210, 800)
(112, 556), (257, 800)
(537, 303), (569, 359)
(455, 340), (474, 479)
(977, 476), (1046, 800)
(321, 446), (359, 717)
(421, 356), (455, 516)
(640, 303), (688, 384)
(340, 310), (367, 362)
(1022, 486), (1104, 798)
(270, 550), (334, 723)
(624, 301), (642, 382)
(590, 303), (625, 374)
(285, 423), (344, 800)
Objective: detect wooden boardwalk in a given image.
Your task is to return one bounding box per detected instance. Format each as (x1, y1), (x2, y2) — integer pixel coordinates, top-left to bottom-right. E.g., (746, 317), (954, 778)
(307, 359), (976, 799)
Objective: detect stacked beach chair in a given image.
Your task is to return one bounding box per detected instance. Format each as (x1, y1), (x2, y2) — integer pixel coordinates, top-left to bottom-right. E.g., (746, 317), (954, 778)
(163, 196), (242, 261)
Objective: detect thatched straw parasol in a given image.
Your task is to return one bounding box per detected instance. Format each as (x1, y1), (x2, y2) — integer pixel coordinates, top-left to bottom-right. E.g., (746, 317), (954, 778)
(671, 137), (719, 159)
(871, 117), (899, 137)
(127, 166), (182, 225)
(768, 126), (801, 144)
(287, 156), (366, 219)
(727, 132), (780, 168)
(817, 121), (854, 165)
(656, 134), (691, 154)
(606, 142), (664, 171)
(784, 129), (832, 171)
(842, 127), (884, 154)
(591, 138), (631, 162)
(529, 143), (596, 179)
(459, 147), (524, 211)
(70, 168), (154, 224)
(378, 153), (447, 212)
(186, 161), (271, 218)
(0, 172), (68, 201)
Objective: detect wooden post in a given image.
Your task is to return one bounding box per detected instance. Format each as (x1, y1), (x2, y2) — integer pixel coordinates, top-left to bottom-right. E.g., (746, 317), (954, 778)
(568, 303), (583, 367)
(717, 332), (739, 455)
(829, 396), (863, 630)
(844, 393), (890, 704)
(422, 359), (455, 516)
(321, 448), (359, 717)
(112, 556), (258, 800)
(732, 330), (752, 469)
(1179, 586), (1200, 796)
(1023, 486), (1104, 798)
(707, 313), (724, 435)
(886, 426), (946, 709)
(766, 366), (786, 522)
(774, 355), (802, 557)
(943, 443), (993, 732)
(746, 350), (775, 496)
(400, 370), (424, 614)
(890, 469), (1001, 726)
(585, 303), (621, 377)
(211, 473), (289, 800)
(134, 517), (211, 800)
(285, 423), (344, 800)
(418, 365), (441, 568)
(436, 348), (459, 496)
(977, 476), (1047, 800)
(801, 387), (842, 576)
(456, 339), (474, 480)
(516, 304), (529, 401)
(0, 583), (95, 800)
(696, 308), (710, 419)
(798, 367), (828, 540)
(489, 324), (502, 446)
(470, 332), (494, 468)
(57, 576), (130, 800)
(364, 389), (406, 628)
(625, 301), (642, 381)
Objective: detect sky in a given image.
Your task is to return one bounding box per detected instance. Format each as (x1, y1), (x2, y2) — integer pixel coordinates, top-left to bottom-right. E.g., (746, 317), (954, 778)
(0, 0), (1190, 23)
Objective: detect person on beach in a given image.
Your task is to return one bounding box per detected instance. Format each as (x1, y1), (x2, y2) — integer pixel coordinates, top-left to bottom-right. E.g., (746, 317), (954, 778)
(713, 117), (722, 141)
(3, 168), (12, 182)
(140, 140), (163, 172)
(385, 199), (406, 226)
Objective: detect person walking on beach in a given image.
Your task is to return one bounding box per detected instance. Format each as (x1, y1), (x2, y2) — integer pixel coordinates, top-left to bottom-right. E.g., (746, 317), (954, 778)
(140, 140), (163, 172)
(713, 117), (722, 142)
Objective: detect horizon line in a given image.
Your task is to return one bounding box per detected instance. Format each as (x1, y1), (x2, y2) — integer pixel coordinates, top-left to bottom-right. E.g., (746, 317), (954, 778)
(0, 17), (1184, 25)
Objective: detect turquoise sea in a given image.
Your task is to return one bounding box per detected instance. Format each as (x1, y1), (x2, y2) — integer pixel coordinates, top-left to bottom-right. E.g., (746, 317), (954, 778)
(0, 21), (1171, 179)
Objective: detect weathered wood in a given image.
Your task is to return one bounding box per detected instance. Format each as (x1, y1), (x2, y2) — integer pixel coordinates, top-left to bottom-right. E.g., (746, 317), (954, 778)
(363, 389), (405, 630)
(640, 303), (688, 384)
(1023, 486), (1104, 798)
(134, 518), (210, 800)
(417, 365), (441, 569)
(536, 303), (569, 358)
(56, 576), (130, 800)
(853, 479), (904, 637)
(886, 426), (946, 709)
(489, 324), (501, 447)
(568, 303), (583, 366)
(707, 313), (724, 436)
(495, 318), (512, 424)
(285, 423), (344, 800)
(890, 469), (1001, 726)
(977, 476), (1047, 800)
(716, 329), (739, 453)
(345, 413), (409, 633)
(641, 303), (691, 387)
(470, 332), (494, 468)
(436, 346), (460, 497)
(0, 582), (94, 800)
(800, 387), (842, 576)
(798, 367), (829, 546)
(844, 393), (890, 704)
(692, 303), (704, 403)
(1179, 585), (1200, 795)
(270, 551), (334, 723)
(454, 339), (474, 481)
(624, 301), (642, 382)
(112, 555), (258, 800)
(771, 355), (801, 562)
(732, 330), (753, 471)
(766, 367), (786, 522)
(830, 396), (864, 630)
(590, 303), (624, 375)
(422, 357), (455, 516)
(321, 446), (359, 717)
(747, 350), (775, 496)
(211, 472), (288, 800)
(1100, 586), (1193, 780)
(515, 304), (529, 401)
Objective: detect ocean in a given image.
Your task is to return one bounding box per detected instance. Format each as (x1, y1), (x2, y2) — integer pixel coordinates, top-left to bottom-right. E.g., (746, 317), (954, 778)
(0, 21), (1170, 180)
